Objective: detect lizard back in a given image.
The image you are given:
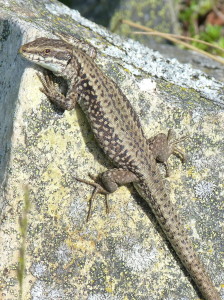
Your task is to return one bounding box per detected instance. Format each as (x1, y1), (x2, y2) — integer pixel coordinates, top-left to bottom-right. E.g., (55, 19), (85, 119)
(70, 49), (222, 300)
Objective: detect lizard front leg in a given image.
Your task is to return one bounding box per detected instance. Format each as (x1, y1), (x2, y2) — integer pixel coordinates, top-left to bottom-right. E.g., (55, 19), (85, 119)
(76, 169), (139, 221)
(37, 72), (79, 110)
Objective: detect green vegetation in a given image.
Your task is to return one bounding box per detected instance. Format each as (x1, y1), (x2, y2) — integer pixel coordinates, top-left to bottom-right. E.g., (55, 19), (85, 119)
(179, 0), (224, 56)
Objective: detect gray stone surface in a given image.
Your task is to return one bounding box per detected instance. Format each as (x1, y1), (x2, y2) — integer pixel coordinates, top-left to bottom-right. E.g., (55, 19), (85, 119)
(153, 43), (224, 83)
(0, 1), (223, 300)
(69, 0), (224, 82)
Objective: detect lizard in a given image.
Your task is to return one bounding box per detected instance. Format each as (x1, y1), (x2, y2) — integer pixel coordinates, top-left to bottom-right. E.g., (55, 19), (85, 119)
(19, 35), (221, 300)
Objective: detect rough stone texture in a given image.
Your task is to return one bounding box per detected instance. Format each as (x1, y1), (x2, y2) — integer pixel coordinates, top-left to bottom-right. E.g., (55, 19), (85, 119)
(110, 0), (180, 46)
(70, 0), (224, 82)
(152, 43), (224, 83)
(69, 0), (119, 28)
(0, 1), (223, 300)
(109, 0), (224, 82)
(70, 0), (180, 42)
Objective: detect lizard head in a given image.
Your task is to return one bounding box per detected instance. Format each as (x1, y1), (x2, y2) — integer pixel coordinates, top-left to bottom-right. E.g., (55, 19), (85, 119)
(19, 37), (73, 75)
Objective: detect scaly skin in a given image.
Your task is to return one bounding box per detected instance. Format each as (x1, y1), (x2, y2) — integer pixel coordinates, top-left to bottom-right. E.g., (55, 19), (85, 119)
(19, 37), (221, 300)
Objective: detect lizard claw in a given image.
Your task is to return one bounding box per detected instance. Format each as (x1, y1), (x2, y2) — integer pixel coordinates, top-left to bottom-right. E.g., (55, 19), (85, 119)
(75, 175), (109, 222)
(148, 129), (188, 177)
(37, 72), (62, 100)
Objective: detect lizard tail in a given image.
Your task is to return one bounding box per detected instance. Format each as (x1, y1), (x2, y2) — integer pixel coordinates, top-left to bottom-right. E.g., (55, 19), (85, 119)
(134, 182), (221, 300)
(153, 197), (221, 300)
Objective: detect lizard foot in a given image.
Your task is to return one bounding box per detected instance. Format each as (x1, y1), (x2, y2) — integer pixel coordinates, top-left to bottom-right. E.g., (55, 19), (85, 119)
(167, 129), (188, 163)
(148, 129), (188, 177)
(37, 72), (63, 102)
(37, 71), (77, 110)
(75, 174), (109, 222)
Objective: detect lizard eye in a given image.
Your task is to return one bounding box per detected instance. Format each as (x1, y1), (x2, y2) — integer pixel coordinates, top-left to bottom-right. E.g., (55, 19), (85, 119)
(45, 49), (51, 54)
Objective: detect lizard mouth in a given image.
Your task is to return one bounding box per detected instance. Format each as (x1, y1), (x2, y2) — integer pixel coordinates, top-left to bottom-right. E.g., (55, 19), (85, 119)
(19, 47), (43, 64)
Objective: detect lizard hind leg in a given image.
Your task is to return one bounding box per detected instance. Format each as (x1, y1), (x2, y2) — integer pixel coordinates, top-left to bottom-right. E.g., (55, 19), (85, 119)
(76, 174), (109, 222)
(76, 168), (139, 221)
(167, 129), (187, 164)
(148, 129), (187, 177)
